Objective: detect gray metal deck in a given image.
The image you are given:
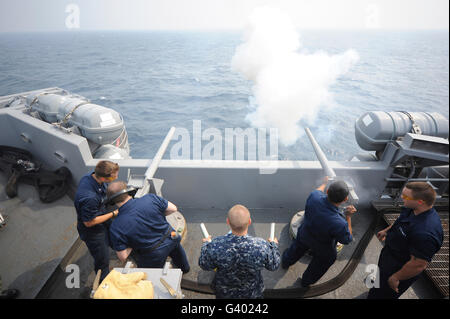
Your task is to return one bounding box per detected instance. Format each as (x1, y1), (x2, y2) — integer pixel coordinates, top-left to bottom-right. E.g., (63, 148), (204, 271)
(179, 206), (440, 299)
(0, 172), (78, 298)
(180, 206), (373, 290)
(32, 203), (440, 299)
(1, 192), (435, 299)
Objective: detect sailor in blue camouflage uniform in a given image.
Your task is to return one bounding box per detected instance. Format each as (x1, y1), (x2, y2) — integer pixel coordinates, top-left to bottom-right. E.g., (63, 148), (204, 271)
(199, 205), (280, 299)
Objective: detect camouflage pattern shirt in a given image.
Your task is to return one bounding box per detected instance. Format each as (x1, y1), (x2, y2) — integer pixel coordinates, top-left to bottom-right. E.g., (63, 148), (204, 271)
(199, 232), (280, 298)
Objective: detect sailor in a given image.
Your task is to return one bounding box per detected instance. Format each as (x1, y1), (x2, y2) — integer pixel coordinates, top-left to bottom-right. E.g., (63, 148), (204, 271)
(74, 160), (119, 283)
(367, 182), (443, 299)
(107, 181), (190, 273)
(198, 204), (280, 299)
(281, 177), (356, 287)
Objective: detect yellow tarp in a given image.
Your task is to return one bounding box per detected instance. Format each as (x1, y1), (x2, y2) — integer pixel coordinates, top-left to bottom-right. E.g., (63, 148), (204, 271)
(93, 270), (154, 299)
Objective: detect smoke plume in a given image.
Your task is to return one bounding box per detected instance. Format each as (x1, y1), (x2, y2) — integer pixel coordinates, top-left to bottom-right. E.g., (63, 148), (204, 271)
(232, 6), (359, 146)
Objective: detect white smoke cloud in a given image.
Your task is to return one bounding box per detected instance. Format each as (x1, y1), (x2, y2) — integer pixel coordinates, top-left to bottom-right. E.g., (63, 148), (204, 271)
(232, 6), (360, 146)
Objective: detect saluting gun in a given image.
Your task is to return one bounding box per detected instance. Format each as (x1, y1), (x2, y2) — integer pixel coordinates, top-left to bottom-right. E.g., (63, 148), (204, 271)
(100, 127), (176, 214)
(134, 127), (176, 198)
(305, 127), (359, 206)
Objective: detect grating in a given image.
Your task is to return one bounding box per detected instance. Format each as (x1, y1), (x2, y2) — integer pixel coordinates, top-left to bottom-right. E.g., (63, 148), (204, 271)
(382, 210), (449, 297)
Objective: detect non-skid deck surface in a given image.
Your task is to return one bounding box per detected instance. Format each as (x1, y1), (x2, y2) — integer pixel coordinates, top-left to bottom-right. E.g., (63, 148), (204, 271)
(27, 203), (440, 299)
(179, 206), (440, 299)
(0, 173), (78, 298)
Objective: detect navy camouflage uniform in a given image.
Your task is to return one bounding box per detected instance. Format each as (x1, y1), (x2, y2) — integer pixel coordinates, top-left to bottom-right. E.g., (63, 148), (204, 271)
(199, 233), (280, 299)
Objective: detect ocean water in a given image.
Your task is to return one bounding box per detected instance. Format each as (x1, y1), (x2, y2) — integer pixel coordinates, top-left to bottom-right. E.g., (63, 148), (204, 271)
(0, 30), (448, 160)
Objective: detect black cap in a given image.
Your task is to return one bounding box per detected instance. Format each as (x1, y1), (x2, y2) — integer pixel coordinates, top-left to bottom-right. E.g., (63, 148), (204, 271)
(105, 186), (138, 205)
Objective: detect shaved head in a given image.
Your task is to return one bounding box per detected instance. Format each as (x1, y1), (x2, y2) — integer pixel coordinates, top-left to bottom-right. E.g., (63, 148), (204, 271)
(227, 204), (251, 234)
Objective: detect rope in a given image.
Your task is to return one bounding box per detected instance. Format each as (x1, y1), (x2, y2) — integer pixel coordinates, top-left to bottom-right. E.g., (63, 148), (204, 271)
(27, 92), (50, 109)
(55, 101), (90, 128)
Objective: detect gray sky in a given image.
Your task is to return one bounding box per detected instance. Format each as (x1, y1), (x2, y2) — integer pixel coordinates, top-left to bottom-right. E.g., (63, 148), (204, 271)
(0, 0), (448, 32)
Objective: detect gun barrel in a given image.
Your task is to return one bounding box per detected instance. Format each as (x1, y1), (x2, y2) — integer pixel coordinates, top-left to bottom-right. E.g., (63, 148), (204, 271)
(305, 127), (359, 204)
(145, 126), (176, 180)
(305, 127), (336, 178)
(135, 126), (176, 198)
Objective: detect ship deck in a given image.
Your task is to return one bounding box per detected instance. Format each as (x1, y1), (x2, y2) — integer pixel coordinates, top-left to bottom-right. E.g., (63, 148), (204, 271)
(0, 88), (447, 299)
(178, 206), (442, 299)
(34, 203), (442, 299)
(0, 149), (444, 299)
(0, 172), (79, 299)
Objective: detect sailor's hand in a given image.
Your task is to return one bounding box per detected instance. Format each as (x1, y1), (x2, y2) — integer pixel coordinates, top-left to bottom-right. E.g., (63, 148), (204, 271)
(317, 176), (331, 192)
(202, 235), (212, 243)
(388, 274), (400, 293)
(377, 230), (387, 242)
(344, 205), (357, 216)
(268, 237), (279, 244)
